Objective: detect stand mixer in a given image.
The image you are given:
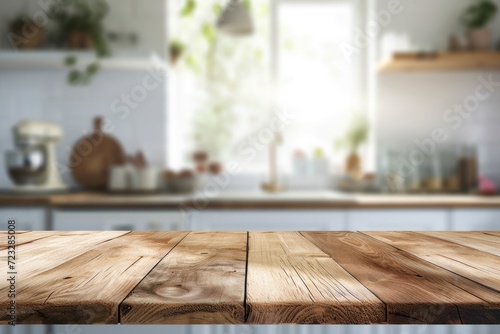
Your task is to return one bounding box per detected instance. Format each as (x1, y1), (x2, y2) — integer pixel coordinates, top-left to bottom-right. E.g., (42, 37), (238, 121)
(5, 121), (67, 192)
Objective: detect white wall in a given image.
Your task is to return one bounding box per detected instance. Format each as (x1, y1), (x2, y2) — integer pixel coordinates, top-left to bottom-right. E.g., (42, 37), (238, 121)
(374, 0), (500, 186)
(0, 0), (168, 56)
(0, 69), (168, 188)
(0, 0), (168, 188)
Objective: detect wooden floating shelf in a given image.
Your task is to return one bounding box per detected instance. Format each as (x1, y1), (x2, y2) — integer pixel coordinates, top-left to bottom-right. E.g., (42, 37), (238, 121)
(378, 51), (500, 72)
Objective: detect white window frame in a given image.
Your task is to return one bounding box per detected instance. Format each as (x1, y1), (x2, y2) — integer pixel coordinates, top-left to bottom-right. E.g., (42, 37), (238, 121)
(166, 0), (375, 173)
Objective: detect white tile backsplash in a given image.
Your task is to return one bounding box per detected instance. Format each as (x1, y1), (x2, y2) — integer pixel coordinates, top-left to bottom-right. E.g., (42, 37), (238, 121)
(0, 69), (167, 188)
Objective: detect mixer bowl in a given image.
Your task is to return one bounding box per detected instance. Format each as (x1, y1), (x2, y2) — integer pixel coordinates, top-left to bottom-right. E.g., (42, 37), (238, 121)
(6, 147), (47, 186)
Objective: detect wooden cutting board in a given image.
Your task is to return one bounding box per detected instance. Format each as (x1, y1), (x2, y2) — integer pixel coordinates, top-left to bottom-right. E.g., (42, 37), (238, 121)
(70, 117), (126, 189)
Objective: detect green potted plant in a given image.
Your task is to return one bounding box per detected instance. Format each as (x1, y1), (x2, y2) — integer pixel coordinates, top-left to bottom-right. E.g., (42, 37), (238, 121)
(335, 114), (369, 179)
(54, 0), (109, 54)
(462, 0), (498, 50)
(53, 0), (110, 85)
(9, 15), (45, 49)
(169, 40), (186, 65)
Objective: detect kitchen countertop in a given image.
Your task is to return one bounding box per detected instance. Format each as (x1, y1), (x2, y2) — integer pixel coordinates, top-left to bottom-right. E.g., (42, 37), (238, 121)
(0, 190), (500, 209)
(1, 231), (499, 325)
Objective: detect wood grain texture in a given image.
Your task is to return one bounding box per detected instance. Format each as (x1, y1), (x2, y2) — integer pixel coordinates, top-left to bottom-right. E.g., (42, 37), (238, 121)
(0, 231), (188, 324)
(0, 231), (128, 282)
(418, 231), (500, 257)
(367, 232), (500, 293)
(246, 232), (385, 324)
(1, 231), (500, 325)
(121, 232), (247, 324)
(363, 232), (500, 324)
(302, 231), (499, 324)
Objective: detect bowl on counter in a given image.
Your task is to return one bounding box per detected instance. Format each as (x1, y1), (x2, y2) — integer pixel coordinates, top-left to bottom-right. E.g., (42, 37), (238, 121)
(6, 148), (47, 186)
(162, 169), (197, 194)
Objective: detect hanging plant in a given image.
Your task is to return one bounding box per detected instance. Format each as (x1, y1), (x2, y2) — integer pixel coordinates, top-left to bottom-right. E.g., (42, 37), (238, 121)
(53, 0), (110, 85)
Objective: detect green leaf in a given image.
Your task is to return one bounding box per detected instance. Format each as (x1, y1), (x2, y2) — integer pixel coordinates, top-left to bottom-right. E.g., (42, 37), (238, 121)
(202, 23), (216, 44)
(314, 148), (324, 158)
(212, 3), (222, 15)
(181, 0), (196, 17)
(67, 70), (82, 85)
(243, 0), (251, 11)
(65, 55), (77, 67)
(462, 0), (498, 28)
(185, 55), (201, 75)
(86, 62), (100, 76)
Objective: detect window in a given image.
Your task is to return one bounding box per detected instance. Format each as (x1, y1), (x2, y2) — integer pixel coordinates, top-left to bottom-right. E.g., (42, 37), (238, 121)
(168, 0), (365, 174)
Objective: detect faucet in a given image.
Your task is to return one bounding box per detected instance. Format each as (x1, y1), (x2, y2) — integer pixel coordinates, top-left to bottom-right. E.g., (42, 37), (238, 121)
(261, 131), (285, 192)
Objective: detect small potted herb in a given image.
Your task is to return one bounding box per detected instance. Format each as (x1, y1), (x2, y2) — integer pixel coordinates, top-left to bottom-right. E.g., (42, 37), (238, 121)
(335, 114), (369, 179)
(9, 15), (45, 49)
(54, 0), (109, 54)
(169, 40), (186, 65)
(462, 0), (498, 50)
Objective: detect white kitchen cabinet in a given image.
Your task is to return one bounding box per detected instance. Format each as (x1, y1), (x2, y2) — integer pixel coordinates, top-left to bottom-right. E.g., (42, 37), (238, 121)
(52, 210), (187, 231)
(347, 210), (450, 231)
(450, 325), (499, 334)
(50, 325), (186, 334)
(0, 208), (47, 231)
(372, 325), (450, 334)
(194, 325), (348, 334)
(451, 209), (500, 231)
(7, 325), (46, 334)
(189, 210), (348, 231)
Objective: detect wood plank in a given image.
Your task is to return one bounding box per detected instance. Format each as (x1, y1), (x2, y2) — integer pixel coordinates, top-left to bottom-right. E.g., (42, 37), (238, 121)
(367, 232), (500, 293)
(245, 232), (385, 324)
(120, 232), (247, 324)
(419, 232), (500, 257)
(303, 231), (500, 324)
(0, 231), (130, 284)
(0, 231), (188, 324)
(364, 232), (500, 324)
(0, 231), (55, 251)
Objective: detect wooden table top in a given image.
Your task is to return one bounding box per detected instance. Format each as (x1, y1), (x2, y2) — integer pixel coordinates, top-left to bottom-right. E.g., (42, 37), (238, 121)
(1, 231), (500, 325)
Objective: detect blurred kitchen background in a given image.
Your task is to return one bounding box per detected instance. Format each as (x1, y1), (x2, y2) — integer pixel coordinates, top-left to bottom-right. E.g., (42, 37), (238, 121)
(1, 1), (500, 333)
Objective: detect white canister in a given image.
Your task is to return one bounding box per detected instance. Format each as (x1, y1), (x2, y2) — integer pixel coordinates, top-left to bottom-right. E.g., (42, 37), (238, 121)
(131, 167), (159, 192)
(108, 166), (131, 191)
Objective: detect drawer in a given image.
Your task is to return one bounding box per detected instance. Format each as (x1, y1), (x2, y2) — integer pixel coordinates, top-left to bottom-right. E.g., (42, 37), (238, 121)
(0, 208), (47, 230)
(52, 210), (187, 231)
(51, 325), (186, 334)
(5, 325), (46, 334)
(347, 209), (449, 231)
(452, 209), (500, 231)
(189, 210), (348, 231)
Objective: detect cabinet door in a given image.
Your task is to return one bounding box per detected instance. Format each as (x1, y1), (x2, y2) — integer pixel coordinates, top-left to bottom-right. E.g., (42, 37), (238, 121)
(347, 210), (449, 231)
(52, 210), (187, 231)
(372, 325), (449, 334)
(450, 325), (499, 334)
(189, 210), (347, 231)
(0, 208), (47, 230)
(8, 325), (46, 334)
(452, 209), (500, 231)
(51, 325), (186, 334)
